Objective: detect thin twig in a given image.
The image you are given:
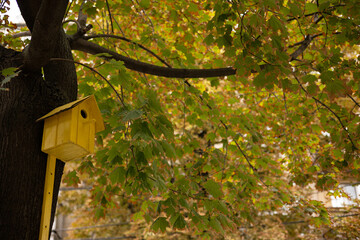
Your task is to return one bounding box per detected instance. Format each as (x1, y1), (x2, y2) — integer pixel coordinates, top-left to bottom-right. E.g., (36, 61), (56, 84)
(64, 0), (73, 19)
(130, 146), (140, 172)
(321, 12), (329, 47)
(63, 19), (81, 29)
(233, 139), (257, 173)
(221, 132), (228, 183)
(294, 16), (306, 38)
(111, 14), (126, 37)
(233, 139), (269, 188)
(84, 34), (172, 68)
(286, 4), (346, 22)
(133, 0), (155, 33)
(283, 89), (289, 115)
(294, 75), (357, 149)
(105, 0), (114, 33)
(50, 58), (125, 106)
(347, 94), (360, 108)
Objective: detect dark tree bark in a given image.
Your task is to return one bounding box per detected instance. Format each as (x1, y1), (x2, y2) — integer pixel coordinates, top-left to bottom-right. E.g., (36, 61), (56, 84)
(0, 1), (77, 239)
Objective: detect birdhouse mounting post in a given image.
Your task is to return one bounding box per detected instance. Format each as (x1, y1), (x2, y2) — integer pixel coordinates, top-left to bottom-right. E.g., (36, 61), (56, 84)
(39, 155), (56, 240)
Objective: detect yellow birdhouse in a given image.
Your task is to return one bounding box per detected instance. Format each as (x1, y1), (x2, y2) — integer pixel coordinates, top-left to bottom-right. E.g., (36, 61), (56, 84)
(37, 95), (104, 162)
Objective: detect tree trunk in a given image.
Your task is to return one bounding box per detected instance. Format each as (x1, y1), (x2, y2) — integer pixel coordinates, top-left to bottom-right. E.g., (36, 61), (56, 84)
(0, 29), (77, 239)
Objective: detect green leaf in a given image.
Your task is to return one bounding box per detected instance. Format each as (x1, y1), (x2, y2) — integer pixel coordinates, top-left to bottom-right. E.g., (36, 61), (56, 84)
(288, 3), (302, 16)
(204, 180), (223, 198)
(268, 15), (284, 32)
(173, 214), (186, 229)
(109, 167), (126, 184)
(123, 109), (143, 122)
(204, 34), (214, 45)
(214, 200), (229, 215)
(161, 140), (177, 158)
(178, 198), (189, 209)
(209, 217), (224, 234)
(151, 217), (169, 232)
(1, 67), (17, 76)
(85, 7), (97, 16)
(302, 74), (317, 83)
(332, 149), (343, 158)
(156, 115), (174, 139)
(63, 170), (80, 186)
(305, 2), (318, 13)
(146, 90), (162, 112)
(139, 0), (150, 9)
(132, 211), (144, 221)
(319, 1), (330, 11)
(94, 206), (105, 219)
(253, 72), (266, 88)
(210, 78), (220, 87)
(204, 200), (215, 211)
(131, 120), (154, 140)
(311, 124), (322, 133)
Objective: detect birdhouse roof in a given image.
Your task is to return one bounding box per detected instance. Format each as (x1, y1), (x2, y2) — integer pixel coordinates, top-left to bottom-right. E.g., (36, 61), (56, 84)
(37, 95), (105, 132)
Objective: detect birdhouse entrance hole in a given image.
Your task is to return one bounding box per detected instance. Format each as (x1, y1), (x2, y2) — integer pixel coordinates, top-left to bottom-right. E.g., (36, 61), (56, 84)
(81, 109), (87, 119)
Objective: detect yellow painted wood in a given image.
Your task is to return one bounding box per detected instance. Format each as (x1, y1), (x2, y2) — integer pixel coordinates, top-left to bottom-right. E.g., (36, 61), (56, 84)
(42, 116), (58, 150)
(88, 119), (96, 153)
(56, 110), (72, 145)
(38, 95), (105, 162)
(37, 95), (104, 131)
(38, 96), (105, 239)
(39, 155), (56, 240)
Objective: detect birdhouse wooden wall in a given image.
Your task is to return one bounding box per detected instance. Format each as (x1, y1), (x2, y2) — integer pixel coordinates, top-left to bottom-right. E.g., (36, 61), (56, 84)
(38, 95), (104, 162)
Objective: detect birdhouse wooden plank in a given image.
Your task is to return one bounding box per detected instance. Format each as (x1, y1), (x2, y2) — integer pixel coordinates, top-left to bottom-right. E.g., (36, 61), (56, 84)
(37, 95), (104, 162)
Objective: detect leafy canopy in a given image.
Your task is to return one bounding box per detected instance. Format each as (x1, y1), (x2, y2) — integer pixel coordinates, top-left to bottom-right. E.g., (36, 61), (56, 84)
(3, 0), (360, 238)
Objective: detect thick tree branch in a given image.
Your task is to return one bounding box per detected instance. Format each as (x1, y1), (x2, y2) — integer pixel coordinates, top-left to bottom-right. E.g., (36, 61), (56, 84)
(70, 38), (236, 78)
(16, 0), (42, 31)
(22, 0), (69, 70)
(289, 34), (320, 61)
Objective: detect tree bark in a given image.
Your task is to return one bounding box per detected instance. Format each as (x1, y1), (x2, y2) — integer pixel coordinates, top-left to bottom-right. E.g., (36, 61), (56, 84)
(0, 32), (77, 240)
(0, 0), (77, 236)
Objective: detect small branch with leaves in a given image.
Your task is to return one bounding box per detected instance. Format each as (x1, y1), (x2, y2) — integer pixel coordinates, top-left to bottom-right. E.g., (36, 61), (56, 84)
(50, 58), (125, 106)
(294, 75), (357, 149)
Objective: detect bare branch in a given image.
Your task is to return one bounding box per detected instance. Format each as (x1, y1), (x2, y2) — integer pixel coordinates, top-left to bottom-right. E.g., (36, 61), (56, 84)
(289, 33), (322, 61)
(70, 38), (236, 78)
(77, 0), (87, 28)
(290, 35), (312, 61)
(12, 31), (31, 38)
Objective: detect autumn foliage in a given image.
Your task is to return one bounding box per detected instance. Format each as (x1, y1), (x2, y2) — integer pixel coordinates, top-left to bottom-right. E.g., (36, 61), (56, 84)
(2, 0), (360, 239)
